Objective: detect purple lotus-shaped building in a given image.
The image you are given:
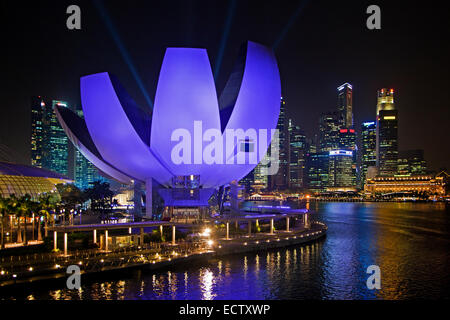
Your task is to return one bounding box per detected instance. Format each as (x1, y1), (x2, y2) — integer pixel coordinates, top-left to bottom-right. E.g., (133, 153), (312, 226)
(55, 41), (281, 217)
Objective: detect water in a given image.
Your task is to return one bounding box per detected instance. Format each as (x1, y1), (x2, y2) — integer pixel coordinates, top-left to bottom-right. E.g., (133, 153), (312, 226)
(3, 202), (450, 300)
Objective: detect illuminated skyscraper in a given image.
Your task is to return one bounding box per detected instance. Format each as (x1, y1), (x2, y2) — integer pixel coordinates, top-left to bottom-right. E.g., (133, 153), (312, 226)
(31, 97), (47, 168)
(73, 109), (110, 190)
(337, 83), (353, 129)
(306, 151), (329, 193)
(398, 149), (427, 175)
(328, 150), (354, 191)
(31, 97), (69, 176)
(270, 97), (289, 190)
(376, 88), (398, 176)
(361, 121), (377, 186)
(318, 112), (339, 152)
(288, 119), (306, 189)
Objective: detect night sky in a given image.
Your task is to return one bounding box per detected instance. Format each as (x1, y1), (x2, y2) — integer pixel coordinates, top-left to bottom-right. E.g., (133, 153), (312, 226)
(2, 0), (449, 171)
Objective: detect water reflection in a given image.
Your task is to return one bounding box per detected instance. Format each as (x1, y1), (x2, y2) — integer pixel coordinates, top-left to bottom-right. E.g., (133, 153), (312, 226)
(2, 203), (448, 300)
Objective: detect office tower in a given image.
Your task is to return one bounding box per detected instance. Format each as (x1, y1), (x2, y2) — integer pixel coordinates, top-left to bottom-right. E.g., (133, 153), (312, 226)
(270, 97), (289, 190)
(288, 119), (307, 189)
(72, 109), (110, 190)
(318, 112), (339, 152)
(253, 154), (269, 190)
(31, 97), (69, 176)
(376, 88), (398, 176)
(337, 128), (357, 187)
(361, 121), (377, 186)
(328, 150), (355, 191)
(31, 97), (47, 167)
(240, 170), (255, 194)
(306, 151), (329, 193)
(398, 149), (427, 175)
(337, 83), (353, 129)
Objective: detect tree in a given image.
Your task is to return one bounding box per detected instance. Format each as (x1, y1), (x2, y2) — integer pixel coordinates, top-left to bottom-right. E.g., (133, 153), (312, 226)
(84, 181), (114, 214)
(56, 184), (85, 224)
(37, 193), (59, 238)
(0, 196), (8, 249)
(18, 194), (35, 245)
(5, 195), (21, 243)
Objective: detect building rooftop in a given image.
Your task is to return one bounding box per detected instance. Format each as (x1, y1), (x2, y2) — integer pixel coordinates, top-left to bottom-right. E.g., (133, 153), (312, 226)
(0, 161), (70, 180)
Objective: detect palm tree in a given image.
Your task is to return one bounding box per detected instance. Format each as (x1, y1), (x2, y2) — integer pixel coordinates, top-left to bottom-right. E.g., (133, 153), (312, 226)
(37, 194), (58, 239)
(6, 195), (21, 243)
(18, 194), (34, 245)
(0, 196), (8, 249)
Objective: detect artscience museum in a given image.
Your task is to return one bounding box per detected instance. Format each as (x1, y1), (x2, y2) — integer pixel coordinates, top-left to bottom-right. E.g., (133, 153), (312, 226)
(55, 41), (281, 217)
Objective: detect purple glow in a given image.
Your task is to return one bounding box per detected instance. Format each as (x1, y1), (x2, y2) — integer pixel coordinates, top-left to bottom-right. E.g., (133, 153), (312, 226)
(59, 41), (280, 193)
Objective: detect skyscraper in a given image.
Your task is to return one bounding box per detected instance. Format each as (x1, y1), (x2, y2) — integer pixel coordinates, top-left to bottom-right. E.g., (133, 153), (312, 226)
(306, 151), (329, 193)
(376, 88), (398, 176)
(328, 150), (355, 191)
(361, 121), (377, 186)
(318, 112), (339, 152)
(398, 149), (427, 175)
(31, 97), (69, 176)
(73, 109), (110, 190)
(288, 119), (306, 190)
(337, 83), (353, 129)
(270, 97), (289, 190)
(31, 97), (46, 168)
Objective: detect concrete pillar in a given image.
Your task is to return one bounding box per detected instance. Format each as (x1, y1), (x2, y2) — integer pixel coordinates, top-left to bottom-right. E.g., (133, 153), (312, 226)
(286, 217), (290, 232)
(64, 233), (68, 256)
(128, 227), (132, 234)
(270, 219), (274, 235)
(160, 225), (163, 240)
(105, 230), (109, 251)
(140, 228), (144, 245)
(133, 180), (143, 217)
(93, 229), (97, 244)
(53, 231), (57, 251)
(248, 221), (252, 236)
(172, 225), (176, 245)
(304, 213), (309, 228)
(226, 222), (229, 240)
(146, 179), (153, 219)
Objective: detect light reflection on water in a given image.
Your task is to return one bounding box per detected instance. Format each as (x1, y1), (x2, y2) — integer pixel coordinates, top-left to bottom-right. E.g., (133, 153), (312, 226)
(2, 202), (449, 300)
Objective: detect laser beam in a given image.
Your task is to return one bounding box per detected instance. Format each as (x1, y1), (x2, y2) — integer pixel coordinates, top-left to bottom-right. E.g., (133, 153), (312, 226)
(214, 0), (237, 81)
(272, 0), (309, 51)
(93, 0), (154, 109)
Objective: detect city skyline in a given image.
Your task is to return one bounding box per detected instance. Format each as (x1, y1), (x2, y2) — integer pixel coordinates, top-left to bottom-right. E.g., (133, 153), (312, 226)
(2, 1), (449, 172)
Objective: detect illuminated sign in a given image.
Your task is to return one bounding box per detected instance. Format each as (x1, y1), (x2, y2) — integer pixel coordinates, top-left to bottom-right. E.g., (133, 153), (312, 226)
(383, 116), (396, 120)
(363, 121), (375, 126)
(329, 150), (352, 156)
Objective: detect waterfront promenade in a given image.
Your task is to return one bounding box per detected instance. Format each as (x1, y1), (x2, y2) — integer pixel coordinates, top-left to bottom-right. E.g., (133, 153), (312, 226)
(0, 219), (327, 287)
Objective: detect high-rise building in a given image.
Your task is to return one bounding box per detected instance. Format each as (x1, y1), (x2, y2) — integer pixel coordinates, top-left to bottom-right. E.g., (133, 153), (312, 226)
(337, 128), (357, 188)
(376, 88), (398, 176)
(306, 151), (329, 193)
(337, 83), (353, 129)
(288, 119), (306, 190)
(31, 97), (69, 176)
(318, 112), (339, 152)
(72, 109), (110, 190)
(361, 121), (377, 186)
(270, 97), (289, 190)
(398, 149), (427, 175)
(31, 97), (46, 168)
(328, 150), (355, 191)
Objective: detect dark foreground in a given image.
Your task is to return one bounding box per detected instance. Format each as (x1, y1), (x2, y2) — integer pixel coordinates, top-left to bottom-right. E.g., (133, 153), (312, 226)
(1, 202), (449, 300)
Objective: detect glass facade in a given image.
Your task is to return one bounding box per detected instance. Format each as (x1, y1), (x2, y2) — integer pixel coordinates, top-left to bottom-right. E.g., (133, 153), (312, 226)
(376, 89), (398, 176)
(0, 174), (60, 200)
(361, 121), (377, 187)
(31, 97), (69, 176)
(337, 83), (353, 128)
